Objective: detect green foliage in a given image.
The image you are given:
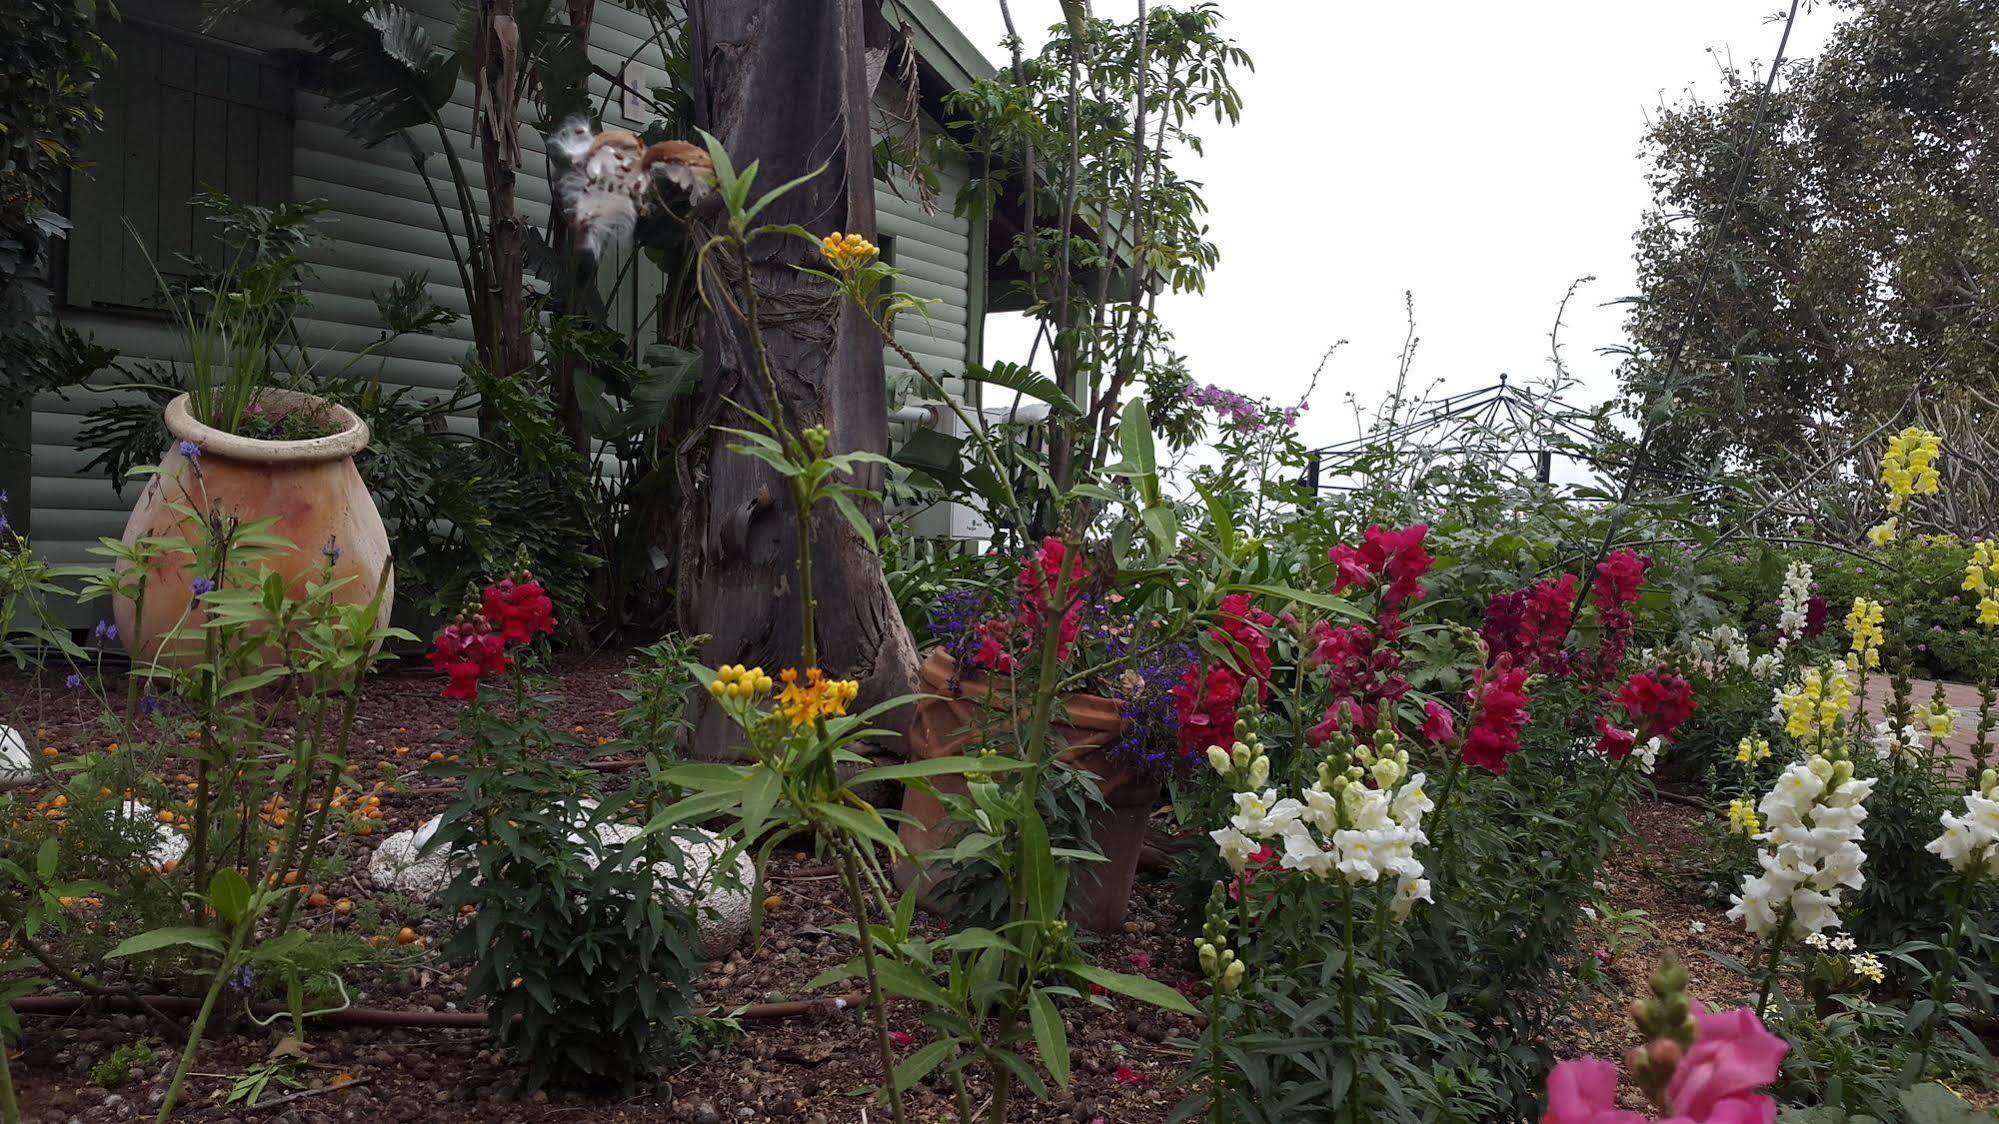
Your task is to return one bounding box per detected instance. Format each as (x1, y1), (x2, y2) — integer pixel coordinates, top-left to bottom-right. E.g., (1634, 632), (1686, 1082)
(0, 0), (109, 312)
(431, 654), (700, 1092)
(89, 1040), (155, 1089)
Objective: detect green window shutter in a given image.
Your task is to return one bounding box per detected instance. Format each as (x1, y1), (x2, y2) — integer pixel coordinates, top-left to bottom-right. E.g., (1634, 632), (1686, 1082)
(65, 20), (294, 311)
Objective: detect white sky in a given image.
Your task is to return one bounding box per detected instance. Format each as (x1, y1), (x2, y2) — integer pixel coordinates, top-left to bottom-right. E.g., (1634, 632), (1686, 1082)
(935, 0), (1831, 451)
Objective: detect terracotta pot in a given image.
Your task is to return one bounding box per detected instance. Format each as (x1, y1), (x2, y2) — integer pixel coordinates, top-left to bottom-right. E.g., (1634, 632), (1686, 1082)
(112, 391), (394, 666)
(894, 648), (1159, 932)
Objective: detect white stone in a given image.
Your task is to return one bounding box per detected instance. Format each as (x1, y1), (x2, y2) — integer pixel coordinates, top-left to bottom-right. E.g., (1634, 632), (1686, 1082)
(367, 814), (461, 898)
(365, 809), (753, 956)
(589, 822), (755, 958)
(0, 724), (30, 780)
(114, 801), (190, 869)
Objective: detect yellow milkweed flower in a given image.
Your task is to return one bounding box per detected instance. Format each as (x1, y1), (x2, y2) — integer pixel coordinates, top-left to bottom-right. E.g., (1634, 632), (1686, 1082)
(819, 230), (879, 270)
(1880, 426), (1942, 513)
(1866, 519), (1897, 546)
(1843, 598), (1885, 671)
(775, 667), (861, 727)
(710, 664), (774, 700)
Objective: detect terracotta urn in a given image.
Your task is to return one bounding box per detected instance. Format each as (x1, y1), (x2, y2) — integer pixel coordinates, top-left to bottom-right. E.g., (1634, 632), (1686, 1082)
(112, 390), (394, 666)
(894, 648), (1160, 932)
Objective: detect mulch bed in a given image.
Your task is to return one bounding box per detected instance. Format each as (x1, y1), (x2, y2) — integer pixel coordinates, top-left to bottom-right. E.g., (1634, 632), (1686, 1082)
(4, 659), (1992, 1121)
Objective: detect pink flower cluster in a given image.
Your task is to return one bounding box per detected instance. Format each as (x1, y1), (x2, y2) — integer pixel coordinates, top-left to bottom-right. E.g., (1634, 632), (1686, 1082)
(1544, 1001), (1786, 1124)
(1172, 593), (1276, 754)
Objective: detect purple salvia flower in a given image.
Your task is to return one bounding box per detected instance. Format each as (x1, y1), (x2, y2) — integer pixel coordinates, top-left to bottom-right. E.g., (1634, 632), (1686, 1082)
(191, 578), (217, 596)
(177, 439), (201, 461)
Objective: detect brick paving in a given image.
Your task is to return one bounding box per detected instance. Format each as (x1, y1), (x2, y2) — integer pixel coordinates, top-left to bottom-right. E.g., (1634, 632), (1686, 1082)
(1856, 675), (1996, 775)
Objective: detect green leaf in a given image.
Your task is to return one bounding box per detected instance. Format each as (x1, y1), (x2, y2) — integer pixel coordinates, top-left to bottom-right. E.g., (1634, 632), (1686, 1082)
(35, 838), (57, 882)
(846, 755), (1027, 787)
(1220, 583), (1368, 619)
(961, 361), (1081, 417)
(828, 490), (878, 552)
(208, 868), (252, 926)
(1193, 480), (1240, 558)
(738, 768), (782, 847)
(1118, 396), (1158, 479)
(1067, 965), (1199, 1015)
(892, 1039), (955, 1092)
(814, 802), (903, 854)
(1028, 988), (1070, 1086)
(1018, 806), (1063, 925)
(106, 927), (227, 959)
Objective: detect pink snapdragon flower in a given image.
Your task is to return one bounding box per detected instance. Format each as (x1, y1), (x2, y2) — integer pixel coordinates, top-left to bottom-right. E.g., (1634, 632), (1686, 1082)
(1542, 1001), (1786, 1124)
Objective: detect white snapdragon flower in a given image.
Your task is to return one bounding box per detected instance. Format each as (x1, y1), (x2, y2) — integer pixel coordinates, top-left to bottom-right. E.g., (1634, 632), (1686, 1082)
(1926, 779), (1999, 878)
(1728, 753), (1873, 938)
(1229, 788), (1303, 838)
(1634, 737), (1663, 775)
(1750, 652), (1781, 681)
(1389, 876), (1431, 921)
(1869, 718), (1926, 762)
(1776, 561), (1814, 638)
(1211, 826), (1259, 874)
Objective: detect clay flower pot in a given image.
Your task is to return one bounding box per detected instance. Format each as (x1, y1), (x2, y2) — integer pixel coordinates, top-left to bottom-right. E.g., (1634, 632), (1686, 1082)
(894, 648), (1160, 932)
(112, 390), (394, 666)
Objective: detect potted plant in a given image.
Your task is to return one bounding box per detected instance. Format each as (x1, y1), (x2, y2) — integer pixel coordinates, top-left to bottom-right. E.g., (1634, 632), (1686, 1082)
(107, 197), (394, 665)
(897, 537), (1241, 930)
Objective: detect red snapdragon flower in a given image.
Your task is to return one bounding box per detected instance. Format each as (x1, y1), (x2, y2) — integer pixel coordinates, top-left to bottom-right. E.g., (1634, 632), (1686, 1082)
(1461, 654), (1531, 774)
(1016, 536), (1088, 659)
(1584, 549), (1652, 683)
(1482, 573), (1580, 678)
(427, 617), (510, 701)
(1420, 698), (1458, 744)
(1592, 714), (1637, 760)
(1171, 593), (1276, 754)
(1611, 670), (1697, 742)
(481, 575), (557, 645)
(1330, 523), (1434, 611)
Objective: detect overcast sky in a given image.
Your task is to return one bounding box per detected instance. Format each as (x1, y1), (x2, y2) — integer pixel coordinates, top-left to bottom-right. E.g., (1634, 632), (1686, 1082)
(934, 0), (1831, 451)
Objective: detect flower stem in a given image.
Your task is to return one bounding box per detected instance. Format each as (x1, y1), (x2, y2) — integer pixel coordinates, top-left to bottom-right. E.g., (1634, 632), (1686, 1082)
(839, 841), (907, 1124)
(1914, 867), (1977, 1075)
(154, 917), (252, 1123)
(1753, 905), (1795, 1018)
(0, 1030), (20, 1124)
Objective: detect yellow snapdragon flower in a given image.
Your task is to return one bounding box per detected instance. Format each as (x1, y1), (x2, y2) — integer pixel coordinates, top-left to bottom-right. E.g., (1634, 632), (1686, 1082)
(1727, 797), (1762, 837)
(1777, 665), (1853, 741)
(1966, 541), (1999, 629)
(1866, 519), (1897, 546)
(1735, 735), (1773, 765)
(819, 230), (879, 270)
(1880, 426), (1942, 513)
(775, 667), (860, 727)
(1844, 598), (1884, 671)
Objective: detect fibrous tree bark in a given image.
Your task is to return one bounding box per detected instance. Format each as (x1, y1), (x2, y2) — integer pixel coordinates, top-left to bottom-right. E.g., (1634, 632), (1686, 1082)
(473, 0), (533, 385)
(679, 0), (918, 758)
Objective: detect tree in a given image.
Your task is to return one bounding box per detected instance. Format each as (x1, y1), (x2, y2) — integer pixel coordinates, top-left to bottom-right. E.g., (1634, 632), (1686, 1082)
(1617, 0), (1999, 480)
(676, 0), (917, 758)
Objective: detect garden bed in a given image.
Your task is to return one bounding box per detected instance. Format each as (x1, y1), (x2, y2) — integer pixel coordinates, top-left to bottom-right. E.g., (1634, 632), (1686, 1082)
(11, 660), (1986, 1123)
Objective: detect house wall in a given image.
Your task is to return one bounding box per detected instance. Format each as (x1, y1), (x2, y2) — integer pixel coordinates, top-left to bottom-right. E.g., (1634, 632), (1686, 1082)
(26, 0), (979, 602)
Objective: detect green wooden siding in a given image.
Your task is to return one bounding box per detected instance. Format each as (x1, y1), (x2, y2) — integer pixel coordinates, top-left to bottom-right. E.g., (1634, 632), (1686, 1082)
(28, 0), (982, 590)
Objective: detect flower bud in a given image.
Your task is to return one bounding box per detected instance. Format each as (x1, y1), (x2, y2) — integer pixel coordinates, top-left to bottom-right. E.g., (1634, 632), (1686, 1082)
(1647, 1038), (1683, 1070)
(1198, 942), (1218, 975)
(1207, 745), (1232, 776)
(1222, 958), (1245, 993)
(1247, 756), (1270, 788)
(1231, 742), (1252, 769)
